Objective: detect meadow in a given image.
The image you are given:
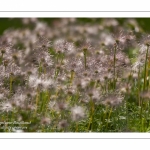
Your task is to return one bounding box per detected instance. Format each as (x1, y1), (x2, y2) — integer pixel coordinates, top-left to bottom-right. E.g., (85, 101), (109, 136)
(0, 18), (150, 132)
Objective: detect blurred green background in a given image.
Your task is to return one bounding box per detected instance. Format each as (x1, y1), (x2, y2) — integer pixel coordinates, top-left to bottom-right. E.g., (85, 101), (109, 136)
(0, 18), (150, 35)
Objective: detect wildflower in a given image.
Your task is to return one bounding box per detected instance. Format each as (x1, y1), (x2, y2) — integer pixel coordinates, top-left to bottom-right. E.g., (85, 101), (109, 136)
(26, 104), (36, 111)
(28, 74), (54, 90)
(132, 61), (144, 72)
(65, 57), (83, 73)
(54, 39), (75, 54)
(56, 101), (68, 111)
(11, 93), (27, 107)
(49, 101), (56, 110)
(0, 41), (13, 55)
(101, 94), (123, 107)
(100, 33), (114, 46)
(88, 89), (101, 103)
(41, 78), (54, 90)
(139, 35), (150, 57)
(140, 91), (150, 99)
(44, 54), (53, 66)
(132, 73), (138, 79)
(124, 31), (135, 44)
(71, 106), (85, 121)
(0, 102), (13, 112)
(0, 93), (4, 99)
(140, 35), (150, 47)
(41, 117), (51, 125)
(112, 30), (125, 45)
(58, 120), (68, 130)
(120, 87), (127, 93)
(80, 78), (90, 89)
(80, 41), (92, 52)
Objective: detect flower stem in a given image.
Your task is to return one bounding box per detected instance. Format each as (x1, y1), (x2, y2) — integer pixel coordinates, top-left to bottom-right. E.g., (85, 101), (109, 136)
(10, 74), (13, 95)
(70, 70), (75, 85)
(83, 48), (87, 69)
(113, 43), (117, 90)
(143, 45), (149, 90)
(88, 98), (95, 131)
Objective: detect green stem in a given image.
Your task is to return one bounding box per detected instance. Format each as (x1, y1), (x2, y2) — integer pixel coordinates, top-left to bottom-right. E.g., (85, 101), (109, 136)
(60, 53), (64, 64)
(38, 62), (43, 76)
(88, 98), (95, 131)
(140, 98), (143, 131)
(83, 49), (87, 69)
(75, 123), (78, 132)
(144, 45), (149, 90)
(70, 70), (75, 85)
(106, 107), (112, 130)
(10, 75), (13, 95)
(138, 66), (141, 106)
(35, 89), (39, 114)
(54, 68), (59, 80)
(56, 53), (59, 63)
(113, 43), (117, 90)
(0, 53), (3, 64)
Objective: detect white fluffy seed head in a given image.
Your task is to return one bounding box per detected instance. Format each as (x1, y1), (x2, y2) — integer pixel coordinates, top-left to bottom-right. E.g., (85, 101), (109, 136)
(71, 106), (85, 121)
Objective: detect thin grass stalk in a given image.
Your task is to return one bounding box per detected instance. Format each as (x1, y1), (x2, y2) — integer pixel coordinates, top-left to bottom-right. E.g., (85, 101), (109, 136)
(9, 74), (13, 95)
(83, 48), (87, 69)
(106, 107), (112, 130)
(70, 70), (75, 85)
(113, 43), (117, 90)
(144, 45), (149, 90)
(87, 98), (95, 131)
(138, 66), (141, 106)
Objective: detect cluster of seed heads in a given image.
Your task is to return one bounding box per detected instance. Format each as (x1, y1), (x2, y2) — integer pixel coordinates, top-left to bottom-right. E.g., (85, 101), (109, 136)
(0, 18), (149, 132)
